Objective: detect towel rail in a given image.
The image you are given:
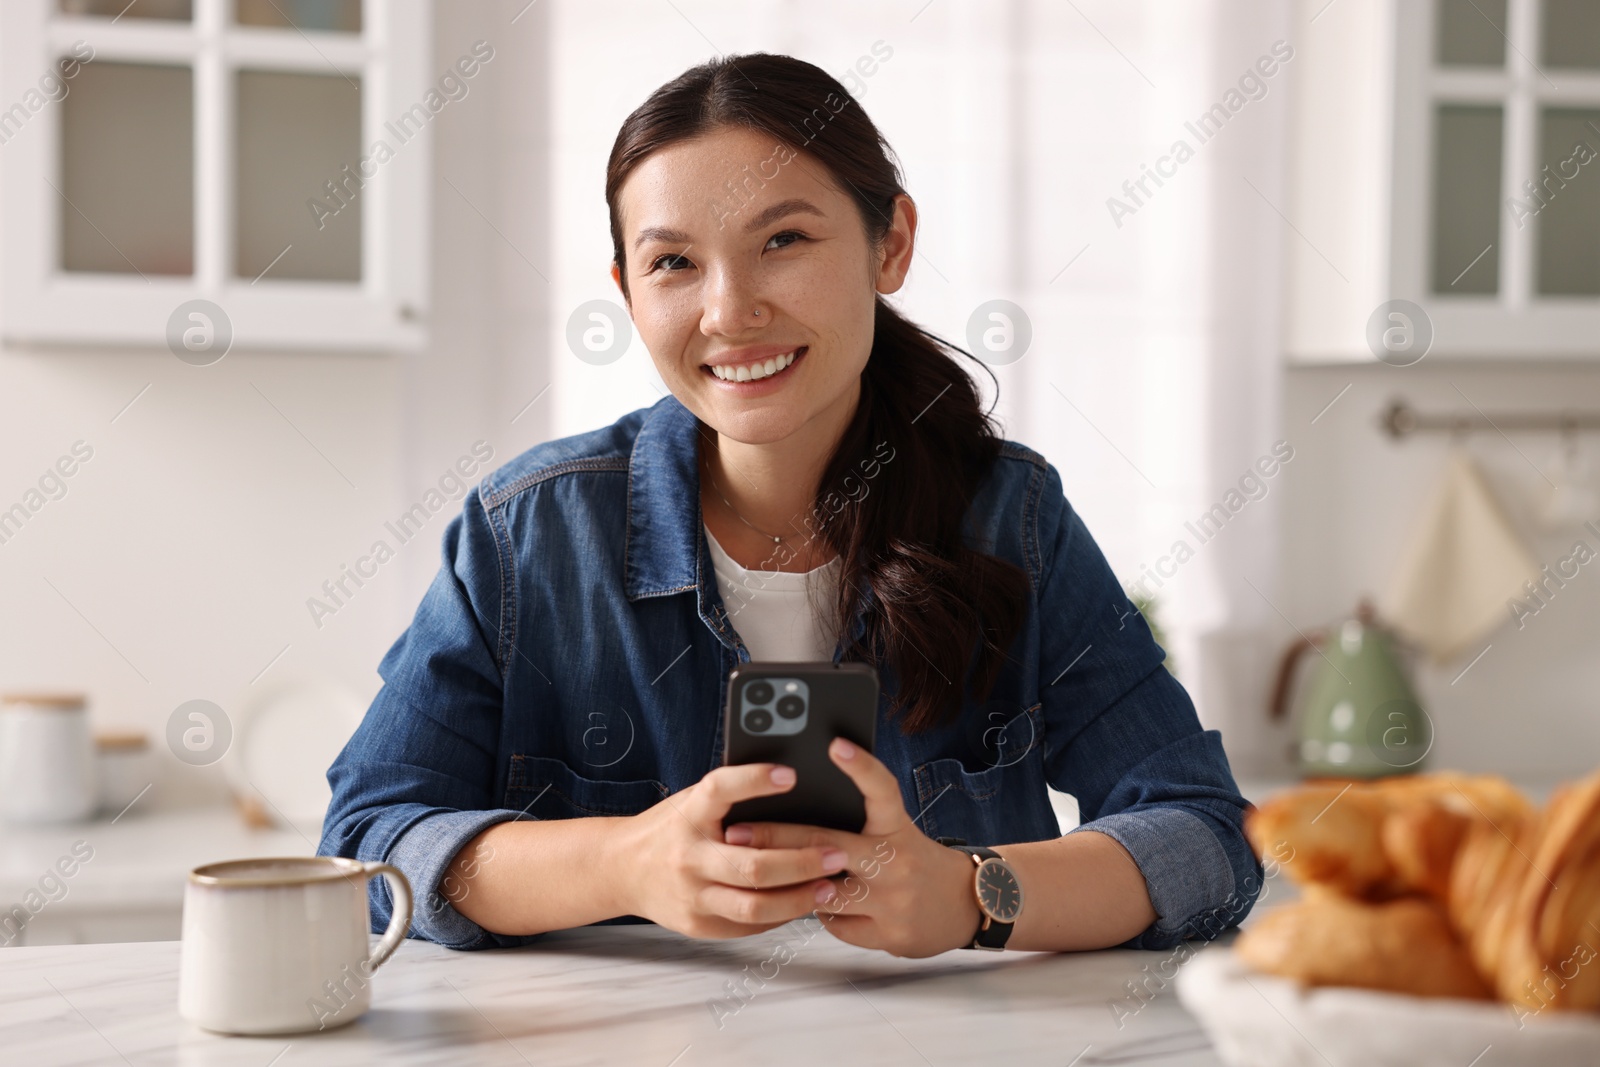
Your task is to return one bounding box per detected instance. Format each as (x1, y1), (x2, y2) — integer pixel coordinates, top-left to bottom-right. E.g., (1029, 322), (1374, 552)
(1381, 399), (1600, 440)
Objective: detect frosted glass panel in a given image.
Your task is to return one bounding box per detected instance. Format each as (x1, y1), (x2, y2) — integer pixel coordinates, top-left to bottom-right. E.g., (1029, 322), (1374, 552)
(1438, 0), (1507, 66)
(235, 0), (360, 32)
(1431, 105), (1502, 294)
(1542, 0), (1600, 69)
(235, 70), (361, 282)
(1536, 108), (1600, 295)
(60, 62), (193, 275)
(59, 0), (191, 19)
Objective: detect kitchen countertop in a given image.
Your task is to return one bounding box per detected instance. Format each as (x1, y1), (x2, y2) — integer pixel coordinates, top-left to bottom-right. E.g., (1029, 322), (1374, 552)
(2, 774), (1521, 946)
(1, 921), (1235, 1067)
(5, 774), (1544, 925)
(3, 772), (1551, 925)
(1, 806), (312, 916)
(0, 792), (1079, 941)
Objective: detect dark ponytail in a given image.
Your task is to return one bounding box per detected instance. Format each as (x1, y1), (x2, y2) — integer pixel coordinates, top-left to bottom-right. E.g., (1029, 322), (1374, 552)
(605, 53), (1029, 733)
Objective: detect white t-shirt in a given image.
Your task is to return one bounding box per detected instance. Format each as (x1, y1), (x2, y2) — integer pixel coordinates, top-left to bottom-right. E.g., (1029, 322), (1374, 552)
(704, 524), (841, 662)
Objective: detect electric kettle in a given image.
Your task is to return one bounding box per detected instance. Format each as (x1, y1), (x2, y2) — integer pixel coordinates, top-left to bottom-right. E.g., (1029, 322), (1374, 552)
(1268, 599), (1431, 778)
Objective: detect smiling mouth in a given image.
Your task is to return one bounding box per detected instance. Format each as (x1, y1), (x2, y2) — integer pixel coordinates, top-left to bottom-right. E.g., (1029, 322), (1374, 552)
(705, 346), (807, 383)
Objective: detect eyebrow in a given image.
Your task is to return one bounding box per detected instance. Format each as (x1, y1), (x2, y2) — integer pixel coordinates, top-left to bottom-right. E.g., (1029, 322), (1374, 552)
(631, 197), (827, 251)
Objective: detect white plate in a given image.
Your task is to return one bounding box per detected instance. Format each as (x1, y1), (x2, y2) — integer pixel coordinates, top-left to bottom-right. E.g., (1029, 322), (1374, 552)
(226, 681), (366, 835)
(1176, 949), (1600, 1067)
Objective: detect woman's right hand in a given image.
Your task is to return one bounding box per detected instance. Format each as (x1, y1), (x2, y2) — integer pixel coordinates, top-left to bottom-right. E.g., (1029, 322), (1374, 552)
(616, 763), (850, 939)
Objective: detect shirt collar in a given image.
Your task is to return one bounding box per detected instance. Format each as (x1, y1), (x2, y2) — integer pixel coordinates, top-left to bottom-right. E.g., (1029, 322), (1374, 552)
(622, 393), (874, 655)
(625, 395), (707, 600)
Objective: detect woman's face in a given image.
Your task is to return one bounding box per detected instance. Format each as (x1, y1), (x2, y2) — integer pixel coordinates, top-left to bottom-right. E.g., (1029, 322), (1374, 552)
(612, 125), (914, 448)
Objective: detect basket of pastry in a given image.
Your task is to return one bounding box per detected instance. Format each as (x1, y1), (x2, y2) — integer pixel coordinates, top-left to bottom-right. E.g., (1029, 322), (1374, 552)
(1175, 770), (1600, 1067)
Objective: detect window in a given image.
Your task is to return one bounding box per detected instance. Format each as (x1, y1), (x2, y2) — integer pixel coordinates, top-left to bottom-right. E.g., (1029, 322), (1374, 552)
(1, 0), (430, 351)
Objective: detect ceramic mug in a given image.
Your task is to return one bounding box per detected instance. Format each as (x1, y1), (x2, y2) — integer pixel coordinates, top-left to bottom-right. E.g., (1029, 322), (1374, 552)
(179, 856), (412, 1035)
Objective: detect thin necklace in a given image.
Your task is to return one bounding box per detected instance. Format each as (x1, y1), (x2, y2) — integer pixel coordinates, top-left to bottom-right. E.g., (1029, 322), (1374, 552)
(702, 455), (788, 546)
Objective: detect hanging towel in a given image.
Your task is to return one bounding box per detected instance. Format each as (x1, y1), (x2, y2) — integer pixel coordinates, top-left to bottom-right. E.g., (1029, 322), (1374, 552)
(1380, 449), (1541, 664)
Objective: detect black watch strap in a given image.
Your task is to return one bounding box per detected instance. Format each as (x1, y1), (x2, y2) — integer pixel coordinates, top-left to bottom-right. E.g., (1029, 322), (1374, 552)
(949, 844), (1014, 950)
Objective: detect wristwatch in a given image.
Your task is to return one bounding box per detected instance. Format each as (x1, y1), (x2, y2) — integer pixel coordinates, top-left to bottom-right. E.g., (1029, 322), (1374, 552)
(938, 838), (1023, 951)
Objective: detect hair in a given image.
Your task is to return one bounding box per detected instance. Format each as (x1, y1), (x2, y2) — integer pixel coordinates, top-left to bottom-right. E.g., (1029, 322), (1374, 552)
(604, 53), (1030, 734)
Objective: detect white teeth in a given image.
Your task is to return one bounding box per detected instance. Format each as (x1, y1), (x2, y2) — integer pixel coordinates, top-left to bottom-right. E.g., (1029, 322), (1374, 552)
(710, 348), (800, 382)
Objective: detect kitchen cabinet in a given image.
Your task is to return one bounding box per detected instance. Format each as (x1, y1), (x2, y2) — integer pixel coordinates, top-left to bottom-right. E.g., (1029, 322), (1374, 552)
(1285, 0), (1600, 362)
(0, 0), (432, 352)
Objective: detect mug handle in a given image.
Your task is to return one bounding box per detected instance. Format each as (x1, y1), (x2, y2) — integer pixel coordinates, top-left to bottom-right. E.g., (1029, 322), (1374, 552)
(360, 861), (413, 972)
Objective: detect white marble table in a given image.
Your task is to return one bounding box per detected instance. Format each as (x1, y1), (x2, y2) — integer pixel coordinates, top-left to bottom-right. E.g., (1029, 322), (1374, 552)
(0, 921), (1233, 1066)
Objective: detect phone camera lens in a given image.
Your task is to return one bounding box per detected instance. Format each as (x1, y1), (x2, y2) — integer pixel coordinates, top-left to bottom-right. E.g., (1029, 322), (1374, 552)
(744, 681), (775, 706)
(744, 708), (773, 733)
(775, 695), (805, 719)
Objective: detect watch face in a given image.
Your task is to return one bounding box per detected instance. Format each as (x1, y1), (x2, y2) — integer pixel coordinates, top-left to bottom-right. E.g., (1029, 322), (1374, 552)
(975, 859), (1022, 923)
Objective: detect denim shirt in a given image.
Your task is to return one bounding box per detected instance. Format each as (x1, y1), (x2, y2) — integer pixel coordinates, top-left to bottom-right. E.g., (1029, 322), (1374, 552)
(319, 395), (1262, 951)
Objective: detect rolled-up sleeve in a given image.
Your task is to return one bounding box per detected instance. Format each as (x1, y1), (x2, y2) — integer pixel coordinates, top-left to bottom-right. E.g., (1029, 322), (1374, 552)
(1031, 464), (1262, 950)
(318, 487), (540, 951)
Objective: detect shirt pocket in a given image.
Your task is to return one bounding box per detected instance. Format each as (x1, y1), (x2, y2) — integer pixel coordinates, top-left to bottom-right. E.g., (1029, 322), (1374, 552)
(911, 710), (1054, 846)
(505, 754), (669, 819)
(911, 757), (1007, 845)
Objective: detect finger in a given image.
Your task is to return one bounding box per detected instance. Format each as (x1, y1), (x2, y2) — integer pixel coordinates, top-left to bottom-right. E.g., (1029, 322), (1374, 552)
(828, 737), (911, 836)
(724, 822), (851, 851)
(815, 911), (881, 950)
(693, 915), (798, 940)
(693, 763), (797, 821)
(701, 840), (851, 890)
(699, 879), (840, 927)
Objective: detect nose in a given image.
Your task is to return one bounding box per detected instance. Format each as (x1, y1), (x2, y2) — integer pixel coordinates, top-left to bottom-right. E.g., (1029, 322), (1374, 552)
(699, 264), (765, 338)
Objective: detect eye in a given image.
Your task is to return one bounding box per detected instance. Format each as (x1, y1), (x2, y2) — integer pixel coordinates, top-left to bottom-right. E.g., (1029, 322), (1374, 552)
(766, 229), (807, 251)
(649, 250), (693, 273)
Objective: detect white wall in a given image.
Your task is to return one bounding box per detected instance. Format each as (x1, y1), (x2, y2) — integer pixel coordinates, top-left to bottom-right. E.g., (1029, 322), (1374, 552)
(1279, 363), (1600, 780)
(1267, 0), (1600, 781)
(7, 0), (1579, 807)
(0, 0), (1306, 801)
(0, 0), (552, 806)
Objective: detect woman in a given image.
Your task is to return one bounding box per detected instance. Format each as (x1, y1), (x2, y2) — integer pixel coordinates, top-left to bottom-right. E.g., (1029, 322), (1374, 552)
(320, 53), (1261, 958)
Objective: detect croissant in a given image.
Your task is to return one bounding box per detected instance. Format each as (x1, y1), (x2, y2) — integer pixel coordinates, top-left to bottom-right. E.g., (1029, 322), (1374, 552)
(1457, 773), (1600, 1014)
(1235, 893), (1492, 1001)
(1245, 783), (1392, 896)
(1239, 768), (1600, 1015)
(1244, 772), (1532, 900)
(1448, 810), (1536, 987)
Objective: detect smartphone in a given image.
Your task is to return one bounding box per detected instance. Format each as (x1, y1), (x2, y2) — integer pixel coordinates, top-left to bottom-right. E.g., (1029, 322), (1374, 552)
(721, 662), (879, 833)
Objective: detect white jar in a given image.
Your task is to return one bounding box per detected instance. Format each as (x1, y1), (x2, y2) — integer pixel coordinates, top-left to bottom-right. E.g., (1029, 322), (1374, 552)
(0, 693), (96, 824)
(95, 731), (152, 816)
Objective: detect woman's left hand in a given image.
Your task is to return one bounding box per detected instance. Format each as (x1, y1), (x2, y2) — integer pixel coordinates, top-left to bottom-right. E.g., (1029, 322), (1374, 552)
(722, 737), (983, 958)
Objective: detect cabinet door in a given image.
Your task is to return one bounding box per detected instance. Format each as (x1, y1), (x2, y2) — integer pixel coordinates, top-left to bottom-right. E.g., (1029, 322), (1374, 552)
(1390, 0), (1600, 357)
(0, 0), (431, 351)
